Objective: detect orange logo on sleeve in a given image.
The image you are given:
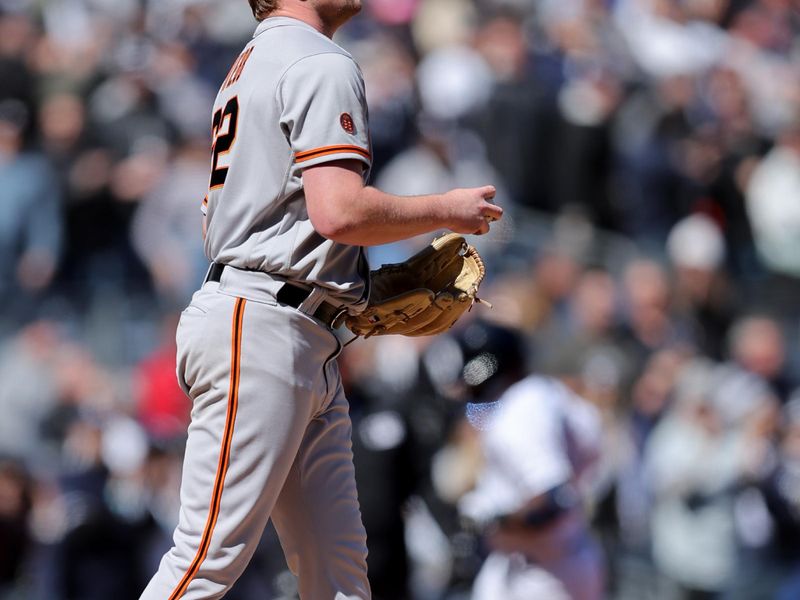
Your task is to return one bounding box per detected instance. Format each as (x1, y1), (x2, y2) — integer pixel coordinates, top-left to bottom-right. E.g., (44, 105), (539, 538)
(340, 113), (356, 135)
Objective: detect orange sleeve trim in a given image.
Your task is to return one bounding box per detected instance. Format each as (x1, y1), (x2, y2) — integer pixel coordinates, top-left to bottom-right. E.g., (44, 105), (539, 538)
(202, 196), (208, 205)
(294, 144), (371, 163)
(167, 297), (246, 600)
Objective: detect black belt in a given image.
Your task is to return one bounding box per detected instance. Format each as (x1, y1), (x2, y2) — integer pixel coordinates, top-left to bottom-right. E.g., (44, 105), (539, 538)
(206, 263), (345, 329)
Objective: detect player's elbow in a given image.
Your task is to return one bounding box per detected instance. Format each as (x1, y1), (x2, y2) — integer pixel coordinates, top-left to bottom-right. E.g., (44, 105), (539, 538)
(307, 185), (371, 244)
(308, 200), (357, 243)
(311, 214), (348, 242)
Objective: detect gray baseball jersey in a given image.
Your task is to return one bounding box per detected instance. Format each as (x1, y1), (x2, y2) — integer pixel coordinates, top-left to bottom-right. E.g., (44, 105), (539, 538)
(202, 16), (372, 306)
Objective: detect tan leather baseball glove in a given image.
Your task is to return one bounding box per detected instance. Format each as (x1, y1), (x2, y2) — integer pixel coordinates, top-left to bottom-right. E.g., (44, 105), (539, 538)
(345, 233), (490, 338)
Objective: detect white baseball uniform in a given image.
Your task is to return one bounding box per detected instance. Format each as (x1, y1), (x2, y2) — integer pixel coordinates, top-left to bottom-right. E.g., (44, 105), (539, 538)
(460, 376), (605, 600)
(140, 16), (373, 600)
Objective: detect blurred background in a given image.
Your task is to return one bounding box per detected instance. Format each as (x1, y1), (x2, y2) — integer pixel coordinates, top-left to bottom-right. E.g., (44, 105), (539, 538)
(0, 0), (799, 598)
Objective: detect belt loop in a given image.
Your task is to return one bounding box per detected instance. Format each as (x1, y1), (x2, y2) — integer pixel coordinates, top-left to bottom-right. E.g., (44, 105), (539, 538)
(205, 262), (226, 283)
(204, 263), (218, 284)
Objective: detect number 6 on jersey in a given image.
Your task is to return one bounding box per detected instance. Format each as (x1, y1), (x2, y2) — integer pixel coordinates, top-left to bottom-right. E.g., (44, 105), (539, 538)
(210, 97), (240, 189)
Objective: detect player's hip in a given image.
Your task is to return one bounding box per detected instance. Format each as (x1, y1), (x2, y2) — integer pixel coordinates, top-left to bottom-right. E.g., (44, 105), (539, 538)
(176, 280), (342, 398)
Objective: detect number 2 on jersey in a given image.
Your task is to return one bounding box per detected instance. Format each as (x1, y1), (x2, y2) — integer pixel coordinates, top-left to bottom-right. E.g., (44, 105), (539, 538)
(210, 97), (240, 189)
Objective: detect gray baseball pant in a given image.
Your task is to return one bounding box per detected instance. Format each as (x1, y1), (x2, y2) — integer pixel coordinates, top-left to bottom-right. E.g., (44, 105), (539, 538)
(140, 267), (370, 600)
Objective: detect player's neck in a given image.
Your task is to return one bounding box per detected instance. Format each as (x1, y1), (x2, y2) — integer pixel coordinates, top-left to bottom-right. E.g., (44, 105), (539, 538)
(269, 7), (338, 38)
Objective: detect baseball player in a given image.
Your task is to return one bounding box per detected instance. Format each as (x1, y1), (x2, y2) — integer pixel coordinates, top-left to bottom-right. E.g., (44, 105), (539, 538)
(139, 1), (502, 599)
(453, 325), (605, 600)
(461, 376), (605, 600)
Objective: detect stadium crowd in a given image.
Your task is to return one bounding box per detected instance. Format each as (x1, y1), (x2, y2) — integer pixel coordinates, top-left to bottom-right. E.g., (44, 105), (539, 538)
(1, 0), (800, 598)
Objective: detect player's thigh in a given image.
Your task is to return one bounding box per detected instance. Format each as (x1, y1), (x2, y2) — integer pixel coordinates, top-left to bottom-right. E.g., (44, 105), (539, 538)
(174, 294), (326, 557)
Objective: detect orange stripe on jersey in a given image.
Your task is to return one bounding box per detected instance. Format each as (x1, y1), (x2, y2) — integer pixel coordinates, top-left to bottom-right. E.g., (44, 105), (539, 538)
(167, 297), (246, 600)
(294, 144), (371, 163)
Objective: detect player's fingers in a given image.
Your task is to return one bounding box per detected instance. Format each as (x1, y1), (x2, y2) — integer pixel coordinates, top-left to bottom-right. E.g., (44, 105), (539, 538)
(479, 185), (497, 200)
(472, 220), (490, 235)
(483, 203), (503, 222)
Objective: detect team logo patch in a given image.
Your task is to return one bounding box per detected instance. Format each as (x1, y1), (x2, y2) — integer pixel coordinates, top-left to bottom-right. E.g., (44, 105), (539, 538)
(340, 113), (356, 135)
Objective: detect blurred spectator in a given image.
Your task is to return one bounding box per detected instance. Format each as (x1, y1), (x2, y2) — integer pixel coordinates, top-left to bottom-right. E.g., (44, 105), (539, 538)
(411, 0), (477, 55)
(135, 313), (190, 441)
(724, 2), (800, 136)
(621, 259), (686, 364)
(727, 314), (791, 400)
(0, 99), (62, 320)
(488, 246), (582, 345)
(352, 33), (417, 171)
(645, 360), (778, 598)
(745, 124), (800, 280)
(551, 69), (622, 230)
(0, 460), (33, 595)
(568, 267), (619, 342)
(366, 0), (420, 26)
(597, 349), (688, 600)
(149, 42), (217, 142)
(49, 415), (144, 600)
(0, 321), (61, 463)
(536, 265), (632, 396)
(470, 13), (546, 208)
(614, 0), (728, 80)
(131, 140), (208, 305)
(39, 93), (89, 168)
(752, 394), (800, 600)
(667, 213), (737, 359)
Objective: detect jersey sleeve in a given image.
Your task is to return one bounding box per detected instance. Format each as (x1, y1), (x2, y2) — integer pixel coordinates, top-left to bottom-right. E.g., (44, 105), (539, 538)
(277, 52), (371, 171)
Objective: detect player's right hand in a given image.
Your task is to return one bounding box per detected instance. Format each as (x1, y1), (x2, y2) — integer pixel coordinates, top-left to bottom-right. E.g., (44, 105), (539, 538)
(442, 186), (503, 235)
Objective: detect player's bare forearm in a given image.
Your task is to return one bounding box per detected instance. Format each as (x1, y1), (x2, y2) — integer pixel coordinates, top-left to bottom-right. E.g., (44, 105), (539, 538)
(303, 160), (502, 246)
(316, 186), (455, 246)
